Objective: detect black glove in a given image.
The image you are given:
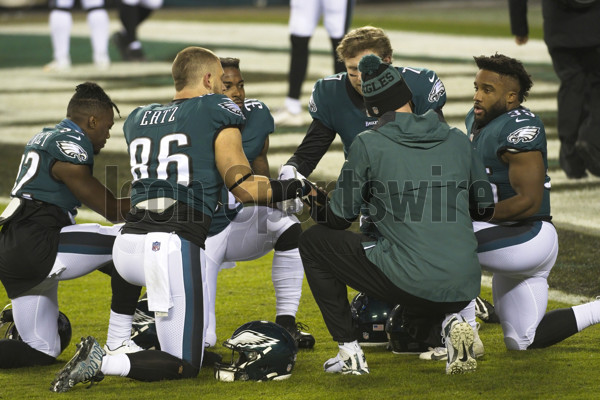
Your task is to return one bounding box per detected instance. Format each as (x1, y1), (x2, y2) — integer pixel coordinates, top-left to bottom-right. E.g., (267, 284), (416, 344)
(301, 179), (328, 208)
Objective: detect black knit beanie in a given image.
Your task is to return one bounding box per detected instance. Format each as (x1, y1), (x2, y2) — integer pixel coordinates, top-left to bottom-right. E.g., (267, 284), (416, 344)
(359, 54), (412, 117)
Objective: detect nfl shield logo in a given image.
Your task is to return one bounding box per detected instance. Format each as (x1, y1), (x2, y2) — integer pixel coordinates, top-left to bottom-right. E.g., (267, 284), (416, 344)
(152, 241), (161, 252)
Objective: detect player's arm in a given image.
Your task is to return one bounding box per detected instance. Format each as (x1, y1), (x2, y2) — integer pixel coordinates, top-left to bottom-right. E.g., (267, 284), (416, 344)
(285, 119), (336, 178)
(492, 150), (544, 221)
(251, 137), (270, 177)
(468, 148), (495, 221)
(52, 161), (130, 223)
(215, 127), (308, 205)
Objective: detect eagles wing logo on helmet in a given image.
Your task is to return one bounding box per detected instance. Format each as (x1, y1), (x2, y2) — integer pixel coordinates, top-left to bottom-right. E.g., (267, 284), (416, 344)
(215, 321), (297, 382)
(228, 329), (280, 348)
(507, 126), (540, 144)
(218, 100), (244, 117)
(56, 141), (88, 162)
(428, 78), (446, 103)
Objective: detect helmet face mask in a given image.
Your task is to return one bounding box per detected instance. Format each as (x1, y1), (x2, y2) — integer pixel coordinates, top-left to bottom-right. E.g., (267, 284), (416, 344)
(385, 304), (432, 354)
(130, 294), (160, 350)
(214, 320), (298, 382)
(351, 293), (394, 346)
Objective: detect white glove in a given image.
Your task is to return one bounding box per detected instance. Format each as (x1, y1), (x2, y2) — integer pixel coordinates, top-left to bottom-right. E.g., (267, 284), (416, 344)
(276, 164), (305, 214)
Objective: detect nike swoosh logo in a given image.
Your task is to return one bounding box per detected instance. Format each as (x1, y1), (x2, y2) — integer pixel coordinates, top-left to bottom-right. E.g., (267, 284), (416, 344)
(515, 118), (529, 123)
(429, 75), (435, 82)
(430, 352), (448, 361)
(66, 135), (82, 141)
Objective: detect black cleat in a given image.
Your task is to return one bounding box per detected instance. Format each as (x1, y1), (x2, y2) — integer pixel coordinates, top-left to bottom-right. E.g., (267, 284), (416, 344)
(475, 296), (500, 324)
(202, 350), (222, 367)
(287, 322), (315, 349)
(111, 31), (129, 61)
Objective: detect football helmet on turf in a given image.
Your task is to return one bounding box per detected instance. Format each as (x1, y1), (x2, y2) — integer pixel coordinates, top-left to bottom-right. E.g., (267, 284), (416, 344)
(385, 304), (432, 354)
(0, 303), (72, 353)
(350, 293), (394, 346)
(130, 293), (161, 350)
(214, 320), (297, 382)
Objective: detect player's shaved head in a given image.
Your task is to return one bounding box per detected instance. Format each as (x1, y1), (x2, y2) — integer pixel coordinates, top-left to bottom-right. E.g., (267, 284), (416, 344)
(172, 47), (220, 92)
(474, 53), (533, 103)
(337, 26), (393, 63)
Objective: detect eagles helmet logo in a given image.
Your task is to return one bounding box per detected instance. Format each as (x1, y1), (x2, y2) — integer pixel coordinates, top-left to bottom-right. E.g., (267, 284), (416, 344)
(507, 126), (541, 144)
(428, 78), (446, 103)
(228, 329), (280, 348)
(56, 140), (88, 162)
(218, 100), (244, 117)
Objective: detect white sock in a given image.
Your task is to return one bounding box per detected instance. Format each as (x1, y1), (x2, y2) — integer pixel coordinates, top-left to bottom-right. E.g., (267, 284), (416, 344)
(459, 299), (477, 330)
(272, 249), (303, 317)
(339, 340), (361, 354)
(49, 10), (72, 64)
(442, 313), (462, 330)
(87, 9), (110, 64)
(101, 353), (131, 377)
(284, 97), (301, 114)
(106, 310), (134, 349)
(572, 300), (600, 332)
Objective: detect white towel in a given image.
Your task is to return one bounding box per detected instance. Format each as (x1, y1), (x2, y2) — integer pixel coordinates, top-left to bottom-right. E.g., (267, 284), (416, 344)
(143, 232), (174, 316)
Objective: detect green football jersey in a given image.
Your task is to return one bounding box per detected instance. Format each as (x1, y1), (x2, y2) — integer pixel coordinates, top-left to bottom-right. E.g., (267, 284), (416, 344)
(466, 106), (551, 219)
(11, 119), (94, 215)
(124, 94), (245, 217)
(209, 98), (274, 235)
(308, 67), (446, 155)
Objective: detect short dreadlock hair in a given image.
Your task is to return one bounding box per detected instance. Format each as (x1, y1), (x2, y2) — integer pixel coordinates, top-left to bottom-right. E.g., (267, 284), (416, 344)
(66, 82), (119, 119)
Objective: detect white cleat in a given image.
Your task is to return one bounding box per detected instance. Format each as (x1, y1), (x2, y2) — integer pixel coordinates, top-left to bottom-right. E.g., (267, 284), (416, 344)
(43, 59), (71, 72)
(420, 322), (484, 360)
(443, 316), (477, 375)
(323, 347), (369, 375)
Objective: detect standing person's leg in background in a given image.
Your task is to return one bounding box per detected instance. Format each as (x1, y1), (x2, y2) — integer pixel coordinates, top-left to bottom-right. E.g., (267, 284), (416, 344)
(112, 0), (163, 61)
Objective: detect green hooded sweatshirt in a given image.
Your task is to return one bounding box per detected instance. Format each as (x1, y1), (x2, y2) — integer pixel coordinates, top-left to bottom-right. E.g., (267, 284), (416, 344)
(329, 110), (492, 303)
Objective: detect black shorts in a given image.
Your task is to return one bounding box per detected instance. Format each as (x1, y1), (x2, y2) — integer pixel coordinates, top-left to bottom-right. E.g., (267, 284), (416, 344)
(0, 200), (71, 298)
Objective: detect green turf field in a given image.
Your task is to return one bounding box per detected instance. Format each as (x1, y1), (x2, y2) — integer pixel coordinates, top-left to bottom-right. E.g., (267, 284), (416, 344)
(1, 2), (600, 399)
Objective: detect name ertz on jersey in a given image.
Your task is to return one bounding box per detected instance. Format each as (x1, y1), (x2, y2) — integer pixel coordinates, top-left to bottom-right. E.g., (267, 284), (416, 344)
(140, 107), (179, 126)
